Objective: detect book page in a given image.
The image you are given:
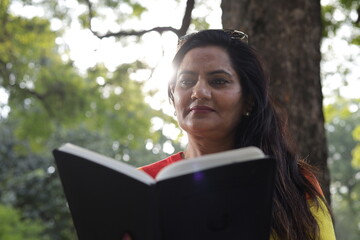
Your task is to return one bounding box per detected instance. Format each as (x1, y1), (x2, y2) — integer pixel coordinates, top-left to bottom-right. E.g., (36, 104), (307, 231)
(156, 147), (265, 181)
(58, 143), (155, 185)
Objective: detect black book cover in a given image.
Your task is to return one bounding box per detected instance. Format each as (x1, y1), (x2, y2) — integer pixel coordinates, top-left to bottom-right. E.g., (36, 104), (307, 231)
(53, 143), (275, 240)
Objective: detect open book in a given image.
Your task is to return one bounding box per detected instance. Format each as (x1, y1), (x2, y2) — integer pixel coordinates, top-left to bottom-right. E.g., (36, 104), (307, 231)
(53, 143), (276, 240)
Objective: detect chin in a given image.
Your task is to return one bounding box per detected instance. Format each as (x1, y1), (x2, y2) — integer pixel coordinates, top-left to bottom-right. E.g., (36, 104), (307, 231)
(181, 122), (218, 134)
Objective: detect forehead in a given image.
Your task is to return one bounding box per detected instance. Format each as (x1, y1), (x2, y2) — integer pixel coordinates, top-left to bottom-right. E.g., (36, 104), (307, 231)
(179, 46), (233, 71)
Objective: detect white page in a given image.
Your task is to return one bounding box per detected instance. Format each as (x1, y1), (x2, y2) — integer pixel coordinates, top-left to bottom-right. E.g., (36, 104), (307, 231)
(156, 147), (265, 181)
(58, 143), (155, 185)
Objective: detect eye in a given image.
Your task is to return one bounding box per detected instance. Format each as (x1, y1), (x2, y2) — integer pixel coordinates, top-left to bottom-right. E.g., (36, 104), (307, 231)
(210, 78), (230, 86)
(178, 77), (196, 87)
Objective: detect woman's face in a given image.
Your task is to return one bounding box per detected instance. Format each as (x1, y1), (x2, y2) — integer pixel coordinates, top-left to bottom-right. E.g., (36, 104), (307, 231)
(172, 46), (245, 139)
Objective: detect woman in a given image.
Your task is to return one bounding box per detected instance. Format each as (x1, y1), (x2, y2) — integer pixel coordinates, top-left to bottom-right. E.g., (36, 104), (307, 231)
(137, 29), (335, 239)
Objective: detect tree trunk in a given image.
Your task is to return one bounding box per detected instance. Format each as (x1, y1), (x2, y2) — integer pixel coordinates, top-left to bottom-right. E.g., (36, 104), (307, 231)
(221, 0), (330, 203)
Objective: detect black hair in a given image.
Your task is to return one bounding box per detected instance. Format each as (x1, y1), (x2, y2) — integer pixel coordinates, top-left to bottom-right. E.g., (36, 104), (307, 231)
(169, 29), (328, 239)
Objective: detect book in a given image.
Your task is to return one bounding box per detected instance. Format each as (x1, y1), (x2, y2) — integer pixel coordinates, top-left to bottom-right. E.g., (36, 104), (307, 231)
(53, 143), (276, 240)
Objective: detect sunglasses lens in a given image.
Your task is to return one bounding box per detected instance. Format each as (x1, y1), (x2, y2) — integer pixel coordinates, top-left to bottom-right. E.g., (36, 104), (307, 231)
(224, 29), (248, 43)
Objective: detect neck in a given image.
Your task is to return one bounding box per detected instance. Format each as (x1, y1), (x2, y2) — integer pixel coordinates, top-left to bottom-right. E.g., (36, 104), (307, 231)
(183, 135), (235, 159)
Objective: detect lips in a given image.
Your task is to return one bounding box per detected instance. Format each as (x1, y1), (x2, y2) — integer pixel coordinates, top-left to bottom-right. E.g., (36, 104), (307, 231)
(189, 105), (215, 113)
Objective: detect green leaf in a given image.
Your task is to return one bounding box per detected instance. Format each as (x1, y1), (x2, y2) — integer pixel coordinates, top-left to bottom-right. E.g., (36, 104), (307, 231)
(353, 125), (360, 141)
(352, 144), (360, 168)
(192, 17), (210, 30)
(0, 204), (47, 240)
(350, 35), (360, 46)
(78, 12), (90, 28)
(132, 3), (146, 18)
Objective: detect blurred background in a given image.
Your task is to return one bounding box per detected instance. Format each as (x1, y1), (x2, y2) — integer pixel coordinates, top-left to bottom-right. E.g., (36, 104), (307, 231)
(0, 0), (359, 239)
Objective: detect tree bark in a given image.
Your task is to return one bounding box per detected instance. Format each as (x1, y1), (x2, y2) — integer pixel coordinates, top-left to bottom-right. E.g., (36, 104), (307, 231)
(221, 0), (330, 203)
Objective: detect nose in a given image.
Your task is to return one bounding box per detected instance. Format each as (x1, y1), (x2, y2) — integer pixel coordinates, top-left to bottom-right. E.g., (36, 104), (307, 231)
(191, 79), (211, 100)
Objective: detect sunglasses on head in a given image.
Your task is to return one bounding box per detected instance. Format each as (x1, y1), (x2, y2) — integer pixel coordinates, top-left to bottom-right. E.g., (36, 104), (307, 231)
(177, 29), (249, 48)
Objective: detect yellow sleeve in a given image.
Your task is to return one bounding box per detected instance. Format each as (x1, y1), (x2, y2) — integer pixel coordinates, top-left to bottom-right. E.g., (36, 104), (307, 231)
(269, 199), (336, 240)
(310, 199), (336, 240)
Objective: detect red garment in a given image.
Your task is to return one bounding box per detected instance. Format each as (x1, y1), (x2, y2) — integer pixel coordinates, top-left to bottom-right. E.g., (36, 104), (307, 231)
(139, 152), (184, 178)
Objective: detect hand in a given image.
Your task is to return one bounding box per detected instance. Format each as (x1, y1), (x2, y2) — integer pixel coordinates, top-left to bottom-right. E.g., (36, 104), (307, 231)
(122, 233), (132, 240)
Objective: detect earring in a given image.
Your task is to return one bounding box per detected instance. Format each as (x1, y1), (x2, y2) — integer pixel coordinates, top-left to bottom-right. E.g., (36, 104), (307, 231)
(244, 98), (254, 117)
(174, 111), (177, 116)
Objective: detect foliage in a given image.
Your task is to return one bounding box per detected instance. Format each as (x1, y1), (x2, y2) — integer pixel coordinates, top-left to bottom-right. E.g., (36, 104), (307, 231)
(321, 2), (360, 237)
(0, 1), (177, 152)
(0, 119), (77, 239)
(0, 2), (87, 150)
(0, 114), (182, 239)
(0, 204), (48, 240)
(352, 125), (360, 167)
(324, 97), (360, 240)
(322, 0), (360, 45)
(0, 1), (183, 239)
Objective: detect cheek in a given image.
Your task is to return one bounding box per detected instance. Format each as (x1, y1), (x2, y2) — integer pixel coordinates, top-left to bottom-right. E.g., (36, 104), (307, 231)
(173, 88), (188, 110)
(223, 93), (244, 115)
(172, 91), (181, 111)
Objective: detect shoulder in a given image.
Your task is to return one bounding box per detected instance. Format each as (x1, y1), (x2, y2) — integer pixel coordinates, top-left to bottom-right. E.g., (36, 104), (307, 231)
(138, 152), (184, 178)
(302, 170), (336, 239)
(270, 198), (336, 240)
(310, 199), (336, 240)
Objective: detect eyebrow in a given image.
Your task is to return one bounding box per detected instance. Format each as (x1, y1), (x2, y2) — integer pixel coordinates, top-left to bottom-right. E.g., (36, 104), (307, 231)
(178, 70), (233, 77)
(207, 70), (232, 76)
(178, 70), (196, 76)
